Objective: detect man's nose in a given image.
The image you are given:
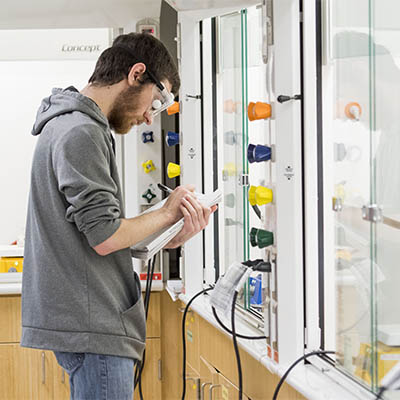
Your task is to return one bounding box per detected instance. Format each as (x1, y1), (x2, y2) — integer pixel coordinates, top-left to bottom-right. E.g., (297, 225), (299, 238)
(144, 111), (153, 125)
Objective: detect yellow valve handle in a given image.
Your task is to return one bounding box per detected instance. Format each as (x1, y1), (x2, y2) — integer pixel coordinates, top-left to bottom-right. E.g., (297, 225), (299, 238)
(167, 162), (181, 178)
(249, 186), (257, 206)
(222, 162), (237, 177)
(248, 185), (273, 206)
(142, 160), (156, 174)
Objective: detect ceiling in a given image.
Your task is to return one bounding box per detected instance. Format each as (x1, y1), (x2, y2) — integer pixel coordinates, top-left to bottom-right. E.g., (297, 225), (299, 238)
(0, 0), (162, 29)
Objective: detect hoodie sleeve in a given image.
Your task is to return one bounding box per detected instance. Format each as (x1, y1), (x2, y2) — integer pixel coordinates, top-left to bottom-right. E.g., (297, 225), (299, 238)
(53, 124), (122, 247)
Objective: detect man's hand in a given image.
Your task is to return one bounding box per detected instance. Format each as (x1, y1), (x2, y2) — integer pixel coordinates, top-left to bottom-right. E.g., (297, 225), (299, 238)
(161, 185), (196, 224)
(164, 195), (218, 249)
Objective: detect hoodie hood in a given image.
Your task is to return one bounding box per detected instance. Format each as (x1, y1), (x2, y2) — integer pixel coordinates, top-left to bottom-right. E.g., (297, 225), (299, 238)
(31, 87), (109, 136)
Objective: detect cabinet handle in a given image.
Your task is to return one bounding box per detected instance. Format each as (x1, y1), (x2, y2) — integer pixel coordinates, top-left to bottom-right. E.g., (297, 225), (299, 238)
(61, 369), (65, 384)
(41, 352), (46, 384)
(158, 359), (162, 381)
(209, 384), (221, 400)
(201, 382), (212, 400)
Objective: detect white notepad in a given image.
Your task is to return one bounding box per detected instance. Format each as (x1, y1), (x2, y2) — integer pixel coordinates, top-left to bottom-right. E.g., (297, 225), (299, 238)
(130, 189), (222, 260)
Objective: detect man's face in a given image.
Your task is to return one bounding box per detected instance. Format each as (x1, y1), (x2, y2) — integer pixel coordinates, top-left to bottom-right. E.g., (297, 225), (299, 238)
(108, 79), (172, 134)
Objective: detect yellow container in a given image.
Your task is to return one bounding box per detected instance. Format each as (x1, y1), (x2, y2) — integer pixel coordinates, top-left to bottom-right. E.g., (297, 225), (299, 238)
(0, 257), (23, 273)
(355, 341), (400, 385)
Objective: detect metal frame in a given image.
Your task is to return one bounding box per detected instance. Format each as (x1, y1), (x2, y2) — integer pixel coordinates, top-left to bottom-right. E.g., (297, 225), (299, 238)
(272, 0), (304, 364)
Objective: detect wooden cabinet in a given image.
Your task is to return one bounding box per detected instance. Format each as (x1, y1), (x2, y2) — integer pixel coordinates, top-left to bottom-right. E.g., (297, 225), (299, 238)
(0, 295), (21, 342)
(0, 345), (61, 400)
(160, 291), (306, 400)
(0, 292), (163, 400)
(134, 338), (162, 400)
(133, 292), (163, 399)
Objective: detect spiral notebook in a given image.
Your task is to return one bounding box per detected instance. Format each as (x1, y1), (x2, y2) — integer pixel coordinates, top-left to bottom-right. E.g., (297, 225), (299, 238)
(130, 189), (222, 260)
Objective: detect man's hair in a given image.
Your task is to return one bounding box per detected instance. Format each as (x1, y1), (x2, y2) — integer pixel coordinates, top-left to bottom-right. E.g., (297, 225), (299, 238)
(88, 33), (180, 95)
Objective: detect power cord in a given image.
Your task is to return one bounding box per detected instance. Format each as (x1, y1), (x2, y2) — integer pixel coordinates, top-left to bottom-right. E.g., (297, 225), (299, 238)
(211, 306), (266, 340)
(231, 291), (243, 400)
(272, 350), (336, 400)
(134, 254), (157, 400)
(376, 387), (386, 399)
(181, 287), (214, 400)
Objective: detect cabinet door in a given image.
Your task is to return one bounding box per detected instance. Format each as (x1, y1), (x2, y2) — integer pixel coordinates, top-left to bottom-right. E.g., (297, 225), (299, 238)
(50, 352), (70, 400)
(184, 362), (201, 400)
(0, 295), (21, 343)
(134, 338), (162, 400)
(0, 344), (53, 400)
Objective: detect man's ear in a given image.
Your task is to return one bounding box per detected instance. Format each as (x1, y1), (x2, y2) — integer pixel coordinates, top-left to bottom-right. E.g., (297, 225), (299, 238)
(127, 63), (146, 86)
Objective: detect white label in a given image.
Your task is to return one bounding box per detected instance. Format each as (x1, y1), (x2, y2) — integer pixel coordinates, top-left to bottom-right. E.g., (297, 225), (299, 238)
(381, 354), (400, 361)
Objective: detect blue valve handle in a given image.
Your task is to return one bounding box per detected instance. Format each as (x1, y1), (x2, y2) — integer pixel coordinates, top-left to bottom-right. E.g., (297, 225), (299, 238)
(142, 131), (154, 143)
(166, 131), (179, 147)
(247, 144), (272, 163)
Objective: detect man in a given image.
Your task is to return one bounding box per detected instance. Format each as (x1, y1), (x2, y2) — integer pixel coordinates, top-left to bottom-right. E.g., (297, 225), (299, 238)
(21, 32), (216, 399)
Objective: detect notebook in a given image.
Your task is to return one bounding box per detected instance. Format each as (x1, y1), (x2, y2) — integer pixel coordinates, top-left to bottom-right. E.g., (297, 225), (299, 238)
(130, 189), (222, 260)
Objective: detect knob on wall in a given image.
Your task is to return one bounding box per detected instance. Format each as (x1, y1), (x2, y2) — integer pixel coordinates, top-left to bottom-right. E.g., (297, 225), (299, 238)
(167, 101), (180, 116)
(167, 162), (180, 178)
(142, 188), (156, 204)
(345, 102), (362, 121)
(249, 185), (273, 206)
(250, 227), (274, 249)
(142, 159), (156, 174)
(247, 144), (272, 163)
(166, 131), (180, 147)
(142, 131), (154, 143)
(248, 101), (271, 121)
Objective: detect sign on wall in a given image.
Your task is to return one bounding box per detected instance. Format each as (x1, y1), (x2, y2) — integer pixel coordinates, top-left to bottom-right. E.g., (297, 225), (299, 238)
(0, 28), (111, 61)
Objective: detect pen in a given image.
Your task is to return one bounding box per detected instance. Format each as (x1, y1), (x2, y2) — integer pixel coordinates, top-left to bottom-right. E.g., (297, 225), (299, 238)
(157, 183), (173, 194)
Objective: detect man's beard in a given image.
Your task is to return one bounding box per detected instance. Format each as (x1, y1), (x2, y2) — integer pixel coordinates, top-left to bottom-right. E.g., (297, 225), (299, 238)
(108, 84), (144, 134)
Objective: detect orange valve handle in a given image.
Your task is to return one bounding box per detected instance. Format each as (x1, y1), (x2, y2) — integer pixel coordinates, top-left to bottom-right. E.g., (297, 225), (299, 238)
(248, 102), (272, 121)
(345, 102), (362, 120)
(167, 101), (180, 116)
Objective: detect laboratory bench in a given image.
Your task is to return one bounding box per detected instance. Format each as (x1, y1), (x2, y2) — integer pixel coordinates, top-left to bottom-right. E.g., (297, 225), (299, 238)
(0, 284), (374, 400)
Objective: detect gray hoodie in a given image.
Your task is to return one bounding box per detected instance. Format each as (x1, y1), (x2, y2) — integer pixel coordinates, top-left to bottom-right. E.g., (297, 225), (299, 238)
(21, 87), (146, 361)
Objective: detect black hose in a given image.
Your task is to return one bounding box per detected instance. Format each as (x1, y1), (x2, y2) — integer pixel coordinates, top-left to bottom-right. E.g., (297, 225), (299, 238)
(272, 351), (336, 400)
(134, 254), (158, 399)
(212, 306), (266, 340)
(181, 287), (214, 400)
(231, 291), (243, 400)
(376, 386), (386, 399)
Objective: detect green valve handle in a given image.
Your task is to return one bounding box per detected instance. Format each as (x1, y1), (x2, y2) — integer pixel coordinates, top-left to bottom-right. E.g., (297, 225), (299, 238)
(250, 228), (274, 249)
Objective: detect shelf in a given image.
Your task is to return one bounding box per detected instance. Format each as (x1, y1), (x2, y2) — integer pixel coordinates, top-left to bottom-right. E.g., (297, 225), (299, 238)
(0, 246), (23, 257)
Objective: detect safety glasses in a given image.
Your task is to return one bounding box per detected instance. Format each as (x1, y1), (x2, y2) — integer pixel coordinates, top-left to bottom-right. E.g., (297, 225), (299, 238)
(148, 80), (175, 117)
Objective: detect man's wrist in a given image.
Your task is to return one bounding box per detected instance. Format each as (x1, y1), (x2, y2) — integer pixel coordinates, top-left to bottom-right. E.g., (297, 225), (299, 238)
(156, 207), (175, 226)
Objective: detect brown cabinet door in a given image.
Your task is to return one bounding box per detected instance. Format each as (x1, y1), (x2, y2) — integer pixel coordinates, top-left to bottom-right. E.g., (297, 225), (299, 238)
(0, 344), (53, 400)
(134, 338), (162, 400)
(0, 295), (21, 343)
(146, 292), (161, 338)
(49, 351), (70, 400)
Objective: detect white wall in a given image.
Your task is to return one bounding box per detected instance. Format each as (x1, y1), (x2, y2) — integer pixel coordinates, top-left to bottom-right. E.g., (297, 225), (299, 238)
(0, 29), (111, 245)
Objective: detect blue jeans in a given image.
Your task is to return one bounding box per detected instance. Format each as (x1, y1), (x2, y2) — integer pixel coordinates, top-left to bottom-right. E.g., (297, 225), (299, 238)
(54, 352), (135, 400)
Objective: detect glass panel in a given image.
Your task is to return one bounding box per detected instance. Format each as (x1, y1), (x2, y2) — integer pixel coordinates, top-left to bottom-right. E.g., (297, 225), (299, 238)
(321, 0), (375, 390)
(218, 6), (270, 319)
(244, 6), (271, 316)
(372, 0), (400, 394)
(219, 12), (245, 279)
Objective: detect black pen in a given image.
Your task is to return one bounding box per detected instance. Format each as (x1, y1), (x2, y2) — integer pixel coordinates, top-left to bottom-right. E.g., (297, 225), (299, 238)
(157, 183), (173, 195)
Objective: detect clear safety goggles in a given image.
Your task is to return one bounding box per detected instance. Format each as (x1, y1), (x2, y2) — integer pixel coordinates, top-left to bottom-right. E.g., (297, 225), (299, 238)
(148, 82), (175, 117)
